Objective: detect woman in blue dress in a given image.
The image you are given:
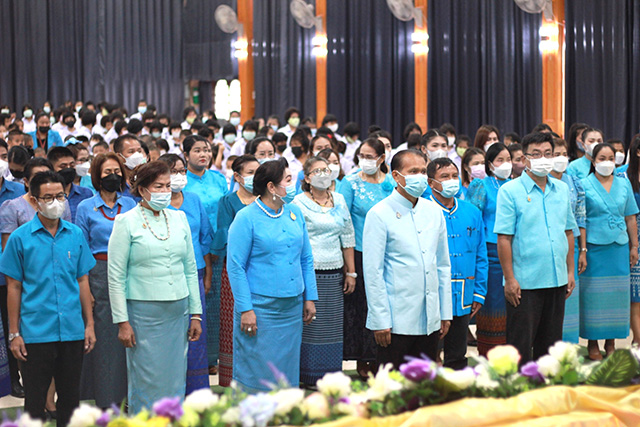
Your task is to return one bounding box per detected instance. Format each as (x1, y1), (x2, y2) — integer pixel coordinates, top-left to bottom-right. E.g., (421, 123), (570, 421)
(211, 154), (259, 387)
(338, 137), (395, 377)
(566, 128), (604, 179)
(549, 138), (587, 343)
(76, 153), (136, 408)
(158, 154), (212, 394)
(227, 158), (317, 391)
(293, 156), (355, 386)
(581, 143), (639, 359)
(621, 134), (640, 345)
(183, 135), (228, 374)
(467, 143), (511, 356)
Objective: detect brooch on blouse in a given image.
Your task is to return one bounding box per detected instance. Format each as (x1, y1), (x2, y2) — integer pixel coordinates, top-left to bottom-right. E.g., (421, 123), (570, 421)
(396, 212), (402, 219)
(527, 197), (531, 202)
(142, 223), (147, 229)
(290, 211), (297, 221)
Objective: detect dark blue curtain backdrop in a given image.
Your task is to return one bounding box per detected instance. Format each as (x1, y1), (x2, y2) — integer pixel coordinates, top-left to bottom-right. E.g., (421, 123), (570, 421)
(326, 0), (414, 146)
(252, 0), (317, 121)
(565, 0), (640, 144)
(0, 0), (237, 120)
(428, 0), (542, 138)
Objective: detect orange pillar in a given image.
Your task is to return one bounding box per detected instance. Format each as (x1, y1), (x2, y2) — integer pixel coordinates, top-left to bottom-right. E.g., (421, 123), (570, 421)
(414, 1), (428, 131)
(541, 0), (565, 136)
(315, 0), (327, 127)
(237, 0), (255, 122)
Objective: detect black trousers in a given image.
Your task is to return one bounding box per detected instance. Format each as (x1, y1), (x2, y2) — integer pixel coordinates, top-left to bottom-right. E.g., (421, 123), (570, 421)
(376, 332), (439, 370)
(443, 314), (470, 370)
(506, 286), (566, 364)
(0, 286), (20, 383)
(21, 341), (84, 427)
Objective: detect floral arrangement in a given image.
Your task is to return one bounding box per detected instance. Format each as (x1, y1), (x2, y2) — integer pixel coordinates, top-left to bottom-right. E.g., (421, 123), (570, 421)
(9, 342), (640, 427)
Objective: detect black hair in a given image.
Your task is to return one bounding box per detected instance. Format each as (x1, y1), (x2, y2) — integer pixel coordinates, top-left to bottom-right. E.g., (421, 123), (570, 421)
(0, 139), (7, 151)
(81, 111), (97, 127)
(581, 127), (604, 142)
(427, 157), (458, 179)
(403, 122), (423, 141)
(183, 106), (197, 120)
(29, 170), (64, 198)
(390, 149), (427, 172)
(198, 127), (213, 139)
(360, 137), (389, 173)
(35, 112), (49, 124)
(253, 157), (289, 197)
(100, 115), (113, 128)
(567, 122), (589, 161)
(421, 129), (446, 147)
(126, 119), (143, 134)
(157, 153), (186, 170)
(505, 132), (522, 144)
(168, 122), (182, 132)
(247, 137), (276, 155)
(626, 134), (640, 193)
(24, 157), (54, 181)
(485, 143), (509, 177)
(507, 143), (523, 158)
(407, 134), (422, 150)
(521, 132), (555, 154)
(439, 123), (456, 136)
(310, 134), (332, 153)
(531, 123), (553, 133)
(156, 139), (170, 152)
(114, 120), (128, 135)
(321, 114), (338, 126)
(368, 125), (383, 135)
(290, 129), (310, 152)
(222, 124), (237, 136)
(8, 146), (30, 166)
(182, 135), (209, 155)
(589, 143), (615, 175)
(149, 121), (163, 132)
(47, 146), (75, 164)
(113, 134), (140, 154)
(272, 132), (288, 145)
(343, 122), (360, 138)
(231, 154), (259, 174)
(242, 120), (259, 132)
(284, 107), (301, 122)
(257, 126), (272, 137)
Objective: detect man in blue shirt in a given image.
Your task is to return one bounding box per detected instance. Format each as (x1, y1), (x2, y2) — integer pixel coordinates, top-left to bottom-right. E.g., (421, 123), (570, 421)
(363, 150), (452, 368)
(495, 132), (577, 364)
(47, 146), (93, 223)
(428, 158), (488, 369)
(0, 139), (26, 397)
(0, 171), (96, 426)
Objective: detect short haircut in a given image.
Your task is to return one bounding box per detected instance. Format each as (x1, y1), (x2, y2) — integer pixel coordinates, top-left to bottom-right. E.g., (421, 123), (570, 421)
(390, 149), (427, 172)
(126, 119), (143, 134)
(90, 152), (127, 192)
(168, 122), (182, 132)
(81, 111), (97, 127)
(531, 123), (553, 133)
(24, 157), (54, 181)
(130, 161), (171, 197)
(247, 137), (276, 155)
(252, 157), (289, 197)
(284, 107), (301, 122)
(8, 146), (30, 165)
(30, 171), (64, 198)
(505, 132), (521, 144)
(521, 132), (555, 153)
(183, 106), (197, 120)
(242, 120), (259, 132)
(272, 132), (288, 145)
(343, 122), (360, 138)
(407, 133), (422, 150)
(290, 129), (310, 152)
(157, 153), (186, 170)
(222, 123), (237, 136)
(427, 157), (458, 179)
(507, 143), (523, 158)
(47, 146), (75, 165)
(439, 122), (456, 136)
(403, 122), (422, 141)
(93, 141), (109, 152)
(113, 134), (140, 154)
(231, 154), (259, 174)
(321, 114), (338, 125)
(198, 127), (213, 139)
(301, 156), (329, 192)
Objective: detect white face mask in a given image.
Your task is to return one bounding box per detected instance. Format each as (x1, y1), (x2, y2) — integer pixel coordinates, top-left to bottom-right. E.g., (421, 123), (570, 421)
(595, 161), (615, 177)
(171, 131), (181, 139)
(224, 134), (236, 144)
(552, 156), (569, 173)
(242, 131), (256, 141)
(229, 117), (241, 127)
(615, 151), (626, 166)
(359, 158), (380, 175)
(528, 157), (554, 177)
(327, 123), (339, 133)
(328, 164), (340, 181)
(584, 142), (599, 157)
(427, 149), (447, 161)
(447, 136), (456, 146)
(123, 151), (147, 170)
(170, 173), (188, 193)
(492, 162), (512, 179)
(38, 199), (65, 220)
(0, 159), (8, 177)
(310, 174), (332, 190)
(484, 142), (496, 152)
(75, 161), (91, 177)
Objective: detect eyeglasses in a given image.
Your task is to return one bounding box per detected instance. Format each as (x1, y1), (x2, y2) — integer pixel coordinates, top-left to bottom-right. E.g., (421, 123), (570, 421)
(310, 167), (331, 176)
(171, 169), (187, 175)
(524, 152), (553, 160)
(37, 193), (67, 204)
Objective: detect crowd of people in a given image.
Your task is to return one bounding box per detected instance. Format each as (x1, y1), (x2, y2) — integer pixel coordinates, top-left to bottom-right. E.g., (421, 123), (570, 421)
(0, 100), (638, 425)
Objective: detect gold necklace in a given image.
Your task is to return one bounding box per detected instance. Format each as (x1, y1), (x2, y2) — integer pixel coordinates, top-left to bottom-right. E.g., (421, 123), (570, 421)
(310, 190), (333, 207)
(139, 205), (170, 240)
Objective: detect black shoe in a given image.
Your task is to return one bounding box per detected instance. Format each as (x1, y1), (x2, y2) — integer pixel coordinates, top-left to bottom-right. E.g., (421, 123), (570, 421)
(45, 408), (57, 420)
(10, 380), (24, 398)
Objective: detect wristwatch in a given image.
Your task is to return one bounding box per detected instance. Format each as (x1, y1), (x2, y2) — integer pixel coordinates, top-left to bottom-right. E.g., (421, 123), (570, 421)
(345, 272), (358, 278)
(8, 332), (20, 342)
(580, 248), (588, 252)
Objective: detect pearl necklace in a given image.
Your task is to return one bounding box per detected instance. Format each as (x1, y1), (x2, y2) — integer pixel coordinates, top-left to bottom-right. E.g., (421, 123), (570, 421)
(255, 196), (283, 218)
(139, 205), (170, 240)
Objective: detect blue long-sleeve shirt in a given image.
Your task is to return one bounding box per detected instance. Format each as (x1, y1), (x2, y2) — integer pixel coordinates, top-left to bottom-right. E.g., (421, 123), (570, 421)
(226, 200), (318, 313)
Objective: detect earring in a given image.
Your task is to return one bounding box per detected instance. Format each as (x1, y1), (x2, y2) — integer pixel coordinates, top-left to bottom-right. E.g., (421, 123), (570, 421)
(273, 193), (276, 201)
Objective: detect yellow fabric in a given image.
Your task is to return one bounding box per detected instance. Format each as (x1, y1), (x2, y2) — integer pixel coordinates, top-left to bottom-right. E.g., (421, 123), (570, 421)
(313, 385), (640, 427)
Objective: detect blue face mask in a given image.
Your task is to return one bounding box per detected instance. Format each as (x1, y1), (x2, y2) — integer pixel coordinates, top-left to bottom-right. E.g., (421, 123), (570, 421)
(241, 175), (254, 193)
(432, 178), (460, 198)
(397, 172), (429, 198)
(258, 157), (275, 164)
(144, 190), (171, 211)
(278, 184), (296, 204)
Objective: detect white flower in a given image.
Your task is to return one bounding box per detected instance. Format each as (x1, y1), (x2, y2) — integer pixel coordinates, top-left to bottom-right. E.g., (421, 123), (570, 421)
(474, 364), (499, 390)
(221, 407), (241, 425)
(68, 404), (103, 427)
(317, 371), (352, 397)
(183, 388), (220, 412)
(272, 388), (305, 416)
(300, 392), (330, 420)
(16, 414), (43, 427)
(440, 367), (476, 390)
(548, 341), (579, 368)
(334, 392), (369, 418)
(487, 345), (521, 376)
(577, 361), (597, 380)
(366, 363), (404, 401)
(537, 355), (561, 378)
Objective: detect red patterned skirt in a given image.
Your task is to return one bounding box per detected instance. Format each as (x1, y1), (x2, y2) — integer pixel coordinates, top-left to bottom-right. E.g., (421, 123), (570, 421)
(219, 262), (234, 386)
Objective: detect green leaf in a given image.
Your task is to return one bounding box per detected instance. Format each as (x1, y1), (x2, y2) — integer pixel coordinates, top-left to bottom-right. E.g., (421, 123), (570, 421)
(586, 349), (639, 387)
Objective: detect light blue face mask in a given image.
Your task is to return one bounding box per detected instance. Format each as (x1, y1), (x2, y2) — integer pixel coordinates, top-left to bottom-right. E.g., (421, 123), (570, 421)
(277, 184), (296, 204)
(397, 172), (429, 198)
(432, 178), (460, 198)
(270, 125), (278, 132)
(144, 191), (171, 211)
(241, 174), (254, 193)
(258, 157), (275, 164)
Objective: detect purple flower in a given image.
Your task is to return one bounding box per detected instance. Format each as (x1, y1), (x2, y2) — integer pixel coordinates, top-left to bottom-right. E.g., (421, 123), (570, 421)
(96, 411), (111, 427)
(400, 356), (437, 382)
(152, 397), (184, 421)
(521, 361), (544, 382)
(110, 404), (121, 416)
